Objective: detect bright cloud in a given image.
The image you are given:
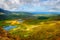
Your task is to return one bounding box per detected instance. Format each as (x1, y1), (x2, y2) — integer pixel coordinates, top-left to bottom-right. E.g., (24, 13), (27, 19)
(0, 0), (60, 12)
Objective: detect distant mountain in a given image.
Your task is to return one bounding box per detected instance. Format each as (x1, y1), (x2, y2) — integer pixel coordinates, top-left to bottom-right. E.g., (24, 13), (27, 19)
(6, 12), (35, 20)
(0, 8), (11, 14)
(0, 8), (35, 20)
(2, 8), (60, 20)
(0, 8), (33, 15)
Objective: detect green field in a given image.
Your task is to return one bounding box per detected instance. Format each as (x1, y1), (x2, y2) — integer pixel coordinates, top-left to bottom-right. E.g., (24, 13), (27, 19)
(0, 13), (60, 40)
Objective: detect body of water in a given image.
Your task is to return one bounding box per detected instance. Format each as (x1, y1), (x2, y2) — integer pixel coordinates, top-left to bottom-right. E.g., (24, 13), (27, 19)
(3, 26), (16, 31)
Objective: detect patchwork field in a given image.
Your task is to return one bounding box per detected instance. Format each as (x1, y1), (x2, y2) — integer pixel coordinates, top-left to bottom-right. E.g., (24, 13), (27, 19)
(0, 12), (60, 40)
(0, 20), (60, 40)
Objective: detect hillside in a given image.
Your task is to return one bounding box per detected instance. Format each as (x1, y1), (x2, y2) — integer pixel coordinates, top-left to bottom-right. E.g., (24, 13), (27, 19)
(0, 8), (60, 40)
(0, 27), (20, 40)
(0, 8), (34, 20)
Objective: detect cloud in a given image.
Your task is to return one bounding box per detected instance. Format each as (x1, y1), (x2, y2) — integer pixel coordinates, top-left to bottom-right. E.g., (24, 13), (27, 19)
(0, 0), (60, 12)
(40, 0), (60, 11)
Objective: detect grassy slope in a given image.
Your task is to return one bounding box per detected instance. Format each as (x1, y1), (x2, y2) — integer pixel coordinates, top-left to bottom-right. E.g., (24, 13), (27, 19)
(7, 20), (60, 40)
(0, 14), (60, 40)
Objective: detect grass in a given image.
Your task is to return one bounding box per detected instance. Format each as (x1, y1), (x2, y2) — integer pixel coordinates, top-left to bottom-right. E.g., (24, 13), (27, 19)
(0, 18), (60, 40)
(7, 20), (60, 40)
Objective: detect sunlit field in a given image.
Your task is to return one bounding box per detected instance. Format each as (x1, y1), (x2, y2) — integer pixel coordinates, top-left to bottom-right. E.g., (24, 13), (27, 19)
(0, 19), (60, 40)
(9, 20), (60, 40)
(0, 11), (60, 40)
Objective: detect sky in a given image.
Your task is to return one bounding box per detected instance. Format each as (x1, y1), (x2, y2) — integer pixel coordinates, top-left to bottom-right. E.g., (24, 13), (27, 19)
(0, 0), (60, 12)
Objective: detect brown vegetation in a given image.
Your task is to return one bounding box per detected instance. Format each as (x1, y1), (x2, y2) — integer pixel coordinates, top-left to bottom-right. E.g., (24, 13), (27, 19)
(0, 27), (20, 40)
